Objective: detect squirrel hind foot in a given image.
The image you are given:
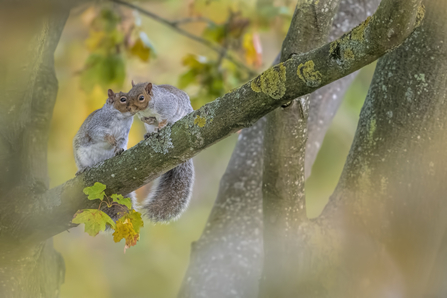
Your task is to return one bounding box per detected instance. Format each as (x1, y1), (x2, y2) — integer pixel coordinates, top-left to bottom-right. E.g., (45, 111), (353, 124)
(75, 167), (90, 176)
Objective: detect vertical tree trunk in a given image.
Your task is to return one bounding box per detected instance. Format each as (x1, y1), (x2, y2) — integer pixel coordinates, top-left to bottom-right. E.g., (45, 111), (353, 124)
(0, 2), (70, 297)
(260, 1), (338, 296)
(285, 1), (447, 297)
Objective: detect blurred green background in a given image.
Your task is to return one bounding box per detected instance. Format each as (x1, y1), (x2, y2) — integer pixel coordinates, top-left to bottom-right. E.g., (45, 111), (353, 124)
(49, 1), (375, 297)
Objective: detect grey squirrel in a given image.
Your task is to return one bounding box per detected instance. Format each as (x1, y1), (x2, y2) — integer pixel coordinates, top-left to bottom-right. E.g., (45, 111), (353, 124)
(73, 89), (136, 220)
(127, 81), (195, 222)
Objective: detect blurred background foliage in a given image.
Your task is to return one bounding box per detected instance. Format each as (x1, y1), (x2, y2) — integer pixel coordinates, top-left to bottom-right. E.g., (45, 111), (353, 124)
(49, 0), (375, 297)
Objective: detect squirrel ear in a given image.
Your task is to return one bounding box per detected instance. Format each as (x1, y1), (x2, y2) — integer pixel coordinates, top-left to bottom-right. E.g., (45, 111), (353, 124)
(131, 80), (135, 87)
(107, 89), (115, 104)
(145, 83), (153, 94)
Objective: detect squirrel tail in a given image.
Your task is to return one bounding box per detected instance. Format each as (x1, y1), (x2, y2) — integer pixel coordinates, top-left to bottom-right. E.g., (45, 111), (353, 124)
(142, 159), (194, 222)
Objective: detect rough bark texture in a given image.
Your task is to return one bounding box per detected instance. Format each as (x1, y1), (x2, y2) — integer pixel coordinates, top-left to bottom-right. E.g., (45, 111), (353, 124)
(179, 1), (381, 298)
(316, 1), (447, 296)
(305, 0), (381, 177)
(5, 1), (420, 244)
(260, 1), (338, 296)
(0, 2), (70, 297)
(179, 119), (266, 298)
(265, 0), (447, 297)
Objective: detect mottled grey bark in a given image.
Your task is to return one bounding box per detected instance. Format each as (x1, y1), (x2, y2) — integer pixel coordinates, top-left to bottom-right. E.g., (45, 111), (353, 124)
(265, 0), (447, 297)
(179, 119), (266, 298)
(260, 1), (339, 296)
(314, 1), (447, 296)
(306, 0), (381, 177)
(0, 2), (70, 297)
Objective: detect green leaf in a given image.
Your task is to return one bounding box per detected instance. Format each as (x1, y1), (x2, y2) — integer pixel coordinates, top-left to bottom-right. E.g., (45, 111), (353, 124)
(80, 54), (125, 93)
(178, 69), (197, 89)
(202, 23), (226, 43)
(83, 182), (106, 201)
(72, 209), (116, 236)
(126, 209), (144, 233)
(111, 194), (132, 210)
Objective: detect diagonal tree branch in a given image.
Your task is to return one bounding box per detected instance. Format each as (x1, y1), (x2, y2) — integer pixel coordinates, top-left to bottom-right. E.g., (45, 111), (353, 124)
(112, 0), (257, 77)
(7, 0), (422, 244)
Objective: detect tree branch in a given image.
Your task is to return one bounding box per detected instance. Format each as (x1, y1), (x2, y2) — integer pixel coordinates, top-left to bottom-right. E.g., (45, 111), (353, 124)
(112, 0), (257, 77)
(171, 16), (216, 27)
(10, 0), (422, 244)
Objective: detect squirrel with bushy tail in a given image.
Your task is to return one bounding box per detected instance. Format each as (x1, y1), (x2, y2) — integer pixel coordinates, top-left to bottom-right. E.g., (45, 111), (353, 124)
(127, 81), (194, 223)
(73, 83), (194, 223)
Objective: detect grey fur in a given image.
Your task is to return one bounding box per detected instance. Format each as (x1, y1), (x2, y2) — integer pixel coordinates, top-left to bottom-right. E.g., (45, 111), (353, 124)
(129, 83), (193, 133)
(73, 103), (133, 172)
(144, 160), (194, 222)
(129, 83), (195, 222)
(73, 99), (135, 221)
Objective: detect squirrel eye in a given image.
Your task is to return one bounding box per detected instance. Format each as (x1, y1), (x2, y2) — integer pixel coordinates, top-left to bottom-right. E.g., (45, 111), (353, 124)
(139, 95), (145, 101)
(120, 97), (127, 103)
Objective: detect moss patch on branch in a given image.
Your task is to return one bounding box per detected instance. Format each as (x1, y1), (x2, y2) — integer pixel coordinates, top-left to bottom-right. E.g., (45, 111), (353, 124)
(194, 115), (207, 127)
(251, 63), (287, 99)
(297, 60), (322, 87)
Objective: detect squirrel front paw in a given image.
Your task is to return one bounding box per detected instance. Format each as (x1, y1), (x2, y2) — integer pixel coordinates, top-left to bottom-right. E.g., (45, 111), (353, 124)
(142, 117), (157, 125)
(114, 148), (125, 156)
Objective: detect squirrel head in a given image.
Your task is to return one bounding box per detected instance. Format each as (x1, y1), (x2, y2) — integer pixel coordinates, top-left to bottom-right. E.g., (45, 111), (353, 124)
(107, 89), (140, 115)
(127, 81), (153, 111)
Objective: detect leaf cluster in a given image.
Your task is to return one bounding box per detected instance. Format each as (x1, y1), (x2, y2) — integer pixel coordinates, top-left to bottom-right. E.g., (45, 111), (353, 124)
(72, 182), (144, 252)
(80, 8), (156, 93)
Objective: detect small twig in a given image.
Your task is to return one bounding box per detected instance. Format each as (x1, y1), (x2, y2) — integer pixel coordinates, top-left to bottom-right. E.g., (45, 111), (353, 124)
(112, 0), (257, 77)
(171, 16), (216, 27)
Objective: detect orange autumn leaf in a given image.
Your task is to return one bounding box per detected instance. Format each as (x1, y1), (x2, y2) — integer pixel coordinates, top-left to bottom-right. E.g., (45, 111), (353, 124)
(243, 32), (262, 68)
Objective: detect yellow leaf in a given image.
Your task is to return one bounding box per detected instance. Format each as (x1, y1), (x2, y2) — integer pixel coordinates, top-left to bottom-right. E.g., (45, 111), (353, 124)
(85, 30), (106, 52)
(112, 211), (143, 252)
(243, 32), (263, 68)
(129, 38), (151, 62)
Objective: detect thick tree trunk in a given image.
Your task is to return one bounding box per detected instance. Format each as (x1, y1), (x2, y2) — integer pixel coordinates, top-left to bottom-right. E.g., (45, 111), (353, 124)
(281, 1), (447, 297)
(322, 1), (447, 296)
(0, 2), (70, 297)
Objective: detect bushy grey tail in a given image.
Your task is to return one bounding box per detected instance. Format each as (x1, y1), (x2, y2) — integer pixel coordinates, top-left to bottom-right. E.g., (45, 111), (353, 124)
(143, 159), (194, 222)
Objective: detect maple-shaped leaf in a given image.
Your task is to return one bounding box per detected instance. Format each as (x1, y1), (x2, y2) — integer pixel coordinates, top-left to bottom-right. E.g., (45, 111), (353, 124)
(111, 194), (132, 210)
(126, 209), (144, 233)
(113, 218), (138, 247)
(83, 182), (106, 201)
(72, 209), (116, 236)
(113, 210), (144, 252)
